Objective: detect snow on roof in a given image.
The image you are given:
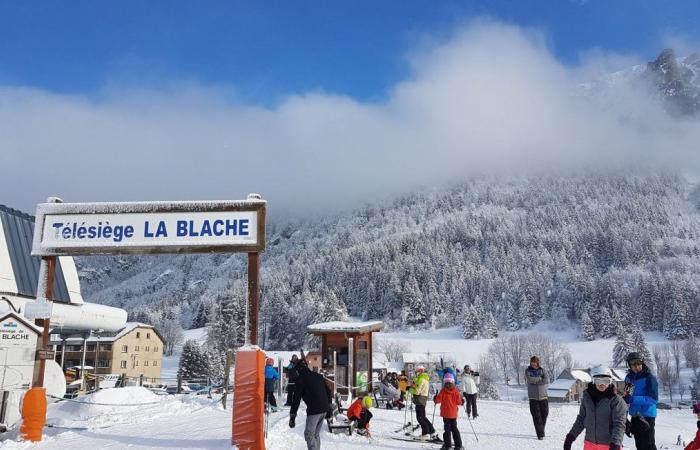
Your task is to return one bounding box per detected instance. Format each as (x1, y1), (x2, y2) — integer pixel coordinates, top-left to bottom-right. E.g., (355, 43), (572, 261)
(548, 378), (576, 391)
(307, 320), (384, 334)
(50, 322), (162, 344)
(547, 389), (570, 398)
(264, 351), (300, 364)
(570, 370), (592, 382)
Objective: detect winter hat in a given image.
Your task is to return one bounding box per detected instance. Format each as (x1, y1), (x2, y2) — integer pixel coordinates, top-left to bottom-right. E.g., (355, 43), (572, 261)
(362, 396), (373, 409)
(443, 373), (455, 384)
(415, 366), (425, 373)
(266, 357), (274, 365)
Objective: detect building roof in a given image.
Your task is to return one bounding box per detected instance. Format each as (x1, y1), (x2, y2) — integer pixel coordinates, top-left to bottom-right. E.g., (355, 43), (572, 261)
(548, 378), (577, 391)
(50, 322), (164, 344)
(0, 205), (72, 302)
(547, 388), (570, 398)
(307, 320), (384, 334)
(570, 369), (592, 383)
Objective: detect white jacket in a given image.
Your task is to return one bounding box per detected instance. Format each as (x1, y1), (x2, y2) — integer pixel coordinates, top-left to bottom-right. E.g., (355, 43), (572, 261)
(461, 372), (480, 395)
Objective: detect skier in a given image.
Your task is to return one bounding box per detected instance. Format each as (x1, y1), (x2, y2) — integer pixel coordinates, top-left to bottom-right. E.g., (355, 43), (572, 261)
(525, 355), (549, 440)
(346, 395), (374, 436)
(437, 365), (459, 388)
(398, 371), (409, 402)
(264, 357), (279, 411)
(408, 366), (440, 441)
(461, 364), (480, 419)
(683, 402), (700, 450)
(434, 373), (464, 450)
(284, 354), (300, 406)
(289, 359), (333, 450)
(563, 365), (627, 450)
(623, 352), (658, 450)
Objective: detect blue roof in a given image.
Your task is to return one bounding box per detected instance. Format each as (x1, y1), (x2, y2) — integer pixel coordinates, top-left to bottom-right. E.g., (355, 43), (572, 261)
(0, 205), (70, 302)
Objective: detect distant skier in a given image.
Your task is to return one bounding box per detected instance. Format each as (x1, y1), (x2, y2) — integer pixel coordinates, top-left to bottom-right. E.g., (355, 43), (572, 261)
(461, 364), (480, 419)
(346, 395), (374, 436)
(434, 373), (464, 450)
(623, 352), (658, 450)
(264, 357), (279, 410)
(563, 365), (627, 450)
(284, 354), (300, 406)
(289, 358), (333, 450)
(525, 355), (549, 440)
(683, 402), (700, 450)
(408, 366), (440, 441)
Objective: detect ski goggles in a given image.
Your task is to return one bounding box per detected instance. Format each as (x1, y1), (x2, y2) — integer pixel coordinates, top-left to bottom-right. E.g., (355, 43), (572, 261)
(593, 376), (612, 386)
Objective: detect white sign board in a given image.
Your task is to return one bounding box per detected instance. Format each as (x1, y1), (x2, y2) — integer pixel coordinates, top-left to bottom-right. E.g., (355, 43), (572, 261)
(31, 198), (266, 256)
(23, 299), (53, 320)
(0, 313), (41, 391)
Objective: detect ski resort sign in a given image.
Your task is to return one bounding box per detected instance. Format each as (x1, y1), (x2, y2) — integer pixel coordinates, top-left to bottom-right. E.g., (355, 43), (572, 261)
(31, 196), (266, 256)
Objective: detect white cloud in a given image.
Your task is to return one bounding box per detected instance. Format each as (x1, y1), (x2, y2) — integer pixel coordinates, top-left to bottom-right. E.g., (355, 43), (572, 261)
(0, 20), (698, 215)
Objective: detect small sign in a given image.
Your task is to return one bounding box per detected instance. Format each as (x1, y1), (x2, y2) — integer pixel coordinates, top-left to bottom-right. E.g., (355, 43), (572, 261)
(24, 300), (53, 320)
(35, 349), (55, 360)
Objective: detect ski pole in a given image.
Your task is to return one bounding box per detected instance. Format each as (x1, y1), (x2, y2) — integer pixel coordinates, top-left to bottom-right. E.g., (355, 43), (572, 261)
(466, 414), (479, 442)
(431, 401), (436, 424)
(403, 393), (409, 428)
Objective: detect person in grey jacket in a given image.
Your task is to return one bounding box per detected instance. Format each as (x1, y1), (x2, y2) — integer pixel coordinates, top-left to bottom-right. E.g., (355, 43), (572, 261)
(564, 365), (627, 450)
(526, 355), (550, 440)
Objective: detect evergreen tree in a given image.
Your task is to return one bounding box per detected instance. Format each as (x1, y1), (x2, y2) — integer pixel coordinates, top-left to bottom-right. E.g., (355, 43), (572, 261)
(462, 306), (480, 339)
(600, 306), (618, 339)
(580, 312), (596, 341)
(630, 325), (653, 365)
(179, 340), (209, 380)
(483, 312), (498, 339)
(612, 332), (634, 367)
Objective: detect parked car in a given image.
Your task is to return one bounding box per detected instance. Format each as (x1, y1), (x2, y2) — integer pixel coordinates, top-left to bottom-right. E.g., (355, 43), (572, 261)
(657, 402), (672, 410)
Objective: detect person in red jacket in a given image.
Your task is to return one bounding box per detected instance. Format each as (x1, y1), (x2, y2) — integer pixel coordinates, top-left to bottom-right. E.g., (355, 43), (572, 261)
(685, 402), (700, 450)
(346, 396), (373, 435)
(434, 373), (464, 450)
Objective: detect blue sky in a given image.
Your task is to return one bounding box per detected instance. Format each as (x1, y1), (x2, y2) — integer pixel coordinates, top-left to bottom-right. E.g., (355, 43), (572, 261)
(1, 0), (699, 104)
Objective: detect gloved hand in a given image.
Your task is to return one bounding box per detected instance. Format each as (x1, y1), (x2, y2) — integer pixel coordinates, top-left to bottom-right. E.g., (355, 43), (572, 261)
(289, 413), (296, 428)
(625, 419), (632, 437)
(563, 433), (575, 450)
(609, 444), (621, 450)
(630, 413), (650, 435)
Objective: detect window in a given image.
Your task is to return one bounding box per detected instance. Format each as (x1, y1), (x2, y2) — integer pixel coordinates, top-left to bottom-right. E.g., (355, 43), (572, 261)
(68, 345), (82, 352)
(120, 361), (127, 369)
(147, 333), (151, 339)
(135, 360), (139, 366)
(135, 346), (140, 352)
(121, 345), (128, 353)
(153, 361), (158, 366)
(154, 346), (158, 352)
(136, 332), (141, 339)
(87, 345), (96, 352)
(98, 360), (111, 368)
(144, 361), (149, 367)
(100, 344), (112, 352)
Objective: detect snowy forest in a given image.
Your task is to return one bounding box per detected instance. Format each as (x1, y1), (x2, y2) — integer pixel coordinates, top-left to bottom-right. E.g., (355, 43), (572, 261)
(79, 172), (700, 355)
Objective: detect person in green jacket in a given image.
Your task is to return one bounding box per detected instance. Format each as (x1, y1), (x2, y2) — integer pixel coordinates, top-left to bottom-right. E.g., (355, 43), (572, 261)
(408, 366), (440, 441)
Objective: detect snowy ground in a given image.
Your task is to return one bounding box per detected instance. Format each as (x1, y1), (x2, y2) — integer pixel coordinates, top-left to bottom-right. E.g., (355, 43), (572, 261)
(0, 388), (696, 449)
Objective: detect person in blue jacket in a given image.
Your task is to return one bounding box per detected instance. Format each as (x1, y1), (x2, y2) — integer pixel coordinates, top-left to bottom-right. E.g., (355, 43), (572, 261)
(265, 357), (280, 411)
(437, 366), (459, 388)
(624, 352), (658, 450)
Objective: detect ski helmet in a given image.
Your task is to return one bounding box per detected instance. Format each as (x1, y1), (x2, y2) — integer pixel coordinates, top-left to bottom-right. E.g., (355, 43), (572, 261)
(625, 352), (643, 366)
(590, 365), (613, 385)
(266, 357), (274, 365)
(362, 396), (373, 409)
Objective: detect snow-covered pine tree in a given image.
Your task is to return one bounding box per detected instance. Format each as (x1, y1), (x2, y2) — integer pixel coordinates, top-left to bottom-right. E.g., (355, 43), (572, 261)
(630, 325), (653, 365)
(483, 312), (498, 339)
(665, 290), (691, 340)
(179, 340), (209, 380)
(461, 305), (480, 339)
(612, 332), (634, 367)
(599, 306), (618, 339)
(580, 311), (596, 341)
(506, 299), (520, 331)
(403, 276), (427, 325)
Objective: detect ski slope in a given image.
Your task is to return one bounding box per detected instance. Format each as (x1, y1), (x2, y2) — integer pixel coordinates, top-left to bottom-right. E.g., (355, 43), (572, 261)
(0, 388), (696, 449)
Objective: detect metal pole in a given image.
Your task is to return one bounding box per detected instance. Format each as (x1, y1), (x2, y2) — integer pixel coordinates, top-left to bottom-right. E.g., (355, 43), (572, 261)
(222, 349), (232, 409)
(333, 350), (337, 398)
(33, 256), (56, 387)
(348, 337), (354, 399)
(80, 335), (88, 391)
(277, 358), (283, 400)
(60, 338), (66, 370)
(247, 252), (259, 346)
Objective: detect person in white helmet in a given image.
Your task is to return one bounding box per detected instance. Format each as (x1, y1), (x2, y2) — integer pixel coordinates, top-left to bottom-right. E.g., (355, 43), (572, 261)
(564, 365), (627, 450)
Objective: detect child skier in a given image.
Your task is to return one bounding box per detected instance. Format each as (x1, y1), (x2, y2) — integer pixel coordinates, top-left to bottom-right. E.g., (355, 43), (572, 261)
(347, 395), (374, 436)
(563, 365), (627, 450)
(264, 357), (279, 411)
(684, 402), (700, 450)
(434, 373), (464, 450)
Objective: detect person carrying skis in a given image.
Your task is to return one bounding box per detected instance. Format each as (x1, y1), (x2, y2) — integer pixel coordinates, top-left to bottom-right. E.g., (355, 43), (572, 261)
(434, 373), (464, 450)
(284, 354), (300, 406)
(408, 366), (440, 442)
(347, 395), (374, 436)
(563, 365), (627, 450)
(526, 355), (549, 440)
(623, 352), (658, 450)
(461, 364), (480, 419)
(684, 402), (700, 450)
(264, 357), (280, 411)
(289, 358), (333, 450)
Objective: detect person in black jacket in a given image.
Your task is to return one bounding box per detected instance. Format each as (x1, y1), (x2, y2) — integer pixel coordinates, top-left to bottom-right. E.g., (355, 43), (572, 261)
(284, 355), (300, 406)
(289, 359), (332, 450)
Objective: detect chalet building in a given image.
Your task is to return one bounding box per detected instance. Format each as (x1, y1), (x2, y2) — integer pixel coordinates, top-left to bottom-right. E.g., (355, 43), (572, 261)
(51, 323), (164, 383)
(548, 367), (628, 403)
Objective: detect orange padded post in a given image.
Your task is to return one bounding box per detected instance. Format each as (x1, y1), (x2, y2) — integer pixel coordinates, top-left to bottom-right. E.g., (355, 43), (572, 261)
(232, 347), (265, 450)
(19, 387), (46, 442)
